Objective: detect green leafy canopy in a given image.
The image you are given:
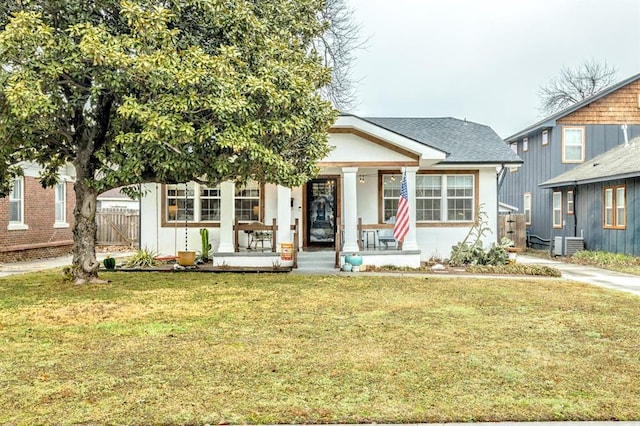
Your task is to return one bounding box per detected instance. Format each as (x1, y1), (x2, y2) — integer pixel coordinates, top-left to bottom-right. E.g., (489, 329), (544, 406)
(0, 0), (337, 197)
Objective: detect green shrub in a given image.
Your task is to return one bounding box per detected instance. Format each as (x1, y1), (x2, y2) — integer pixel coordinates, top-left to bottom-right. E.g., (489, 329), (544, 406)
(571, 250), (640, 267)
(126, 247), (158, 268)
(466, 264), (561, 277)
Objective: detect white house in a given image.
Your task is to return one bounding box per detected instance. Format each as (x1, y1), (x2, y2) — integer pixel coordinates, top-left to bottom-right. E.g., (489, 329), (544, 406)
(139, 114), (522, 268)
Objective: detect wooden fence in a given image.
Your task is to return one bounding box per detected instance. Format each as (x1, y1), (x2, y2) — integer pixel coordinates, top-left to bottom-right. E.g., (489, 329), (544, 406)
(96, 208), (140, 247)
(498, 213), (526, 250)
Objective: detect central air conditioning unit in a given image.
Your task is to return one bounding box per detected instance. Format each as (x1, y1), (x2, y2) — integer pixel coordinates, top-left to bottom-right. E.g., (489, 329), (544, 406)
(554, 236), (584, 256)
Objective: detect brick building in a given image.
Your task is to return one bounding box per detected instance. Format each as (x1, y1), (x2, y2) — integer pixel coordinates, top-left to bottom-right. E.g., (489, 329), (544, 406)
(0, 163), (76, 262)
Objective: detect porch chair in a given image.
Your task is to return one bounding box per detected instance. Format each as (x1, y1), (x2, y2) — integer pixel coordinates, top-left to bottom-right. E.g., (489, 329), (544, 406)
(249, 222), (272, 249)
(376, 216), (397, 249)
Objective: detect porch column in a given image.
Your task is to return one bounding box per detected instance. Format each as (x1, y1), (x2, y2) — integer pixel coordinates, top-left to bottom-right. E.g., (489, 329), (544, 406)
(276, 184), (292, 250)
(402, 166), (419, 251)
(342, 167), (359, 253)
(217, 181), (235, 253)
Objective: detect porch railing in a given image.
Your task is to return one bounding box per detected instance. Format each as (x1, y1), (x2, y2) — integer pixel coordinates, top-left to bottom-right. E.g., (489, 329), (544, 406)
(232, 218), (300, 268)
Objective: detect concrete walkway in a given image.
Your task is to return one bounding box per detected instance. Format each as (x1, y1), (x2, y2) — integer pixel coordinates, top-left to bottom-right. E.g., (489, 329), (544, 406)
(0, 251), (135, 278)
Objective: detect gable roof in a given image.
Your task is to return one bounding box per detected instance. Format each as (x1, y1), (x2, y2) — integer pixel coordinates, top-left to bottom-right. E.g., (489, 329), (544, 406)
(506, 72), (640, 142)
(539, 136), (640, 188)
(353, 116), (522, 164)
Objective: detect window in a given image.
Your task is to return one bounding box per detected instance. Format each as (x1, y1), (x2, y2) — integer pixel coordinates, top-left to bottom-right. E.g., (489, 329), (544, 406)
(446, 175), (474, 221)
(8, 177), (27, 230)
(552, 191), (562, 228)
(382, 174), (401, 222)
(562, 126), (585, 163)
(200, 185), (221, 221)
(9, 177), (24, 223)
(55, 182), (66, 224)
(166, 183), (195, 222)
(604, 186), (626, 229)
(382, 172), (475, 224)
(235, 181), (260, 222)
(523, 137), (528, 152)
(510, 142), (517, 154)
(416, 175), (441, 221)
(523, 192), (532, 225)
(566, 190), (574, 215)
(164, 181), (260, 224)
(542, 130), (549, 146)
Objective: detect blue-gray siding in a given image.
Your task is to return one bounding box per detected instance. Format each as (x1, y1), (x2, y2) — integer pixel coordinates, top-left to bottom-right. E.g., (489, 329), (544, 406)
(499, 123), (640, 248)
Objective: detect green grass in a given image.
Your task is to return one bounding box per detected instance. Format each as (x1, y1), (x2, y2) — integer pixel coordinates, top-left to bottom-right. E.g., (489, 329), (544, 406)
(1, 271), (639, 424)
(570, 250), (640, 276)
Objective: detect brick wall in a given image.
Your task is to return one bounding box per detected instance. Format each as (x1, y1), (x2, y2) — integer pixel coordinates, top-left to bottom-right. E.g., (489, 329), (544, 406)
(558, 80), (640, 125)
(0, 177), (75, 262)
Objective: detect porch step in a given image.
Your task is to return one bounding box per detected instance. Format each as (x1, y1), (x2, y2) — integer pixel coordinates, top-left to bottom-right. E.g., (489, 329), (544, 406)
(295, 250), (336, 274)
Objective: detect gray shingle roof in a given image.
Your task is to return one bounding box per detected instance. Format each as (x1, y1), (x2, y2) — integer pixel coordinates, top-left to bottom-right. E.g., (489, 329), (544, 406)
(539, 136), (640, 188)
(360, 116), (522, 164)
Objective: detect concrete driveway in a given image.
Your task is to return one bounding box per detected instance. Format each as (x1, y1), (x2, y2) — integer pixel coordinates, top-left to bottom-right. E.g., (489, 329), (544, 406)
(518, 254), (640, 296)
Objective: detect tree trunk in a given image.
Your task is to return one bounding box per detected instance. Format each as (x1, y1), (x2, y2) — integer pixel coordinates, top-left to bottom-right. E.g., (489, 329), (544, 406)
(71, 176), (101, 284)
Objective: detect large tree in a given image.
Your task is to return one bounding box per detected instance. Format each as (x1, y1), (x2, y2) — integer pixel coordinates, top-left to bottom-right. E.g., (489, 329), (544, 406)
(0, 0), (337, 283)
(538, 60), (617, 115)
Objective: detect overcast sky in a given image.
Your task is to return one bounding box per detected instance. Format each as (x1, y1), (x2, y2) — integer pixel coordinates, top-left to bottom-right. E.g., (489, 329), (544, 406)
(347, 0), (640, 138)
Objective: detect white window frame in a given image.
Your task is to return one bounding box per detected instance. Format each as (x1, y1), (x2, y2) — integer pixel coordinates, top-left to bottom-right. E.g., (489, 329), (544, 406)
(566, 190), (574, 215)
(542, 130), (549, 146)
(165, 181), (261, 224)
(510, 142), (517, 154)
(415, 175), (442, 221)
(235, 181), (261, 222)
(603, 186), (626, 229)
(382, 174), (401, 222)
(8, 177), (28, 230)
(54, 182), (69, 228)
(562, 126), (585, 163)
(552, 191), (562, 229)
(524, 192), (532, 225)
(523, 137), (528, 152)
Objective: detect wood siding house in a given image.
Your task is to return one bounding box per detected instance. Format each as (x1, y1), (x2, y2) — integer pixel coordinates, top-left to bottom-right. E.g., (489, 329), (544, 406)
(499, 73), (640, 255)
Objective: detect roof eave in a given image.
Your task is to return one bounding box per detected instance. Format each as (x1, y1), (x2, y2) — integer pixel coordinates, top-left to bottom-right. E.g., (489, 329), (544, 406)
(539, 171), (640, 189)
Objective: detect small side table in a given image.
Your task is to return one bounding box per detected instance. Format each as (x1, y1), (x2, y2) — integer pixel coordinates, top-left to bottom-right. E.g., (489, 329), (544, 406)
(363, 230), (376, 248)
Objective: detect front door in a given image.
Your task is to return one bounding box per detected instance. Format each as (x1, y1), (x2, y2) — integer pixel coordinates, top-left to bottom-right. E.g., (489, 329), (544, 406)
(306, 178), (338, 247)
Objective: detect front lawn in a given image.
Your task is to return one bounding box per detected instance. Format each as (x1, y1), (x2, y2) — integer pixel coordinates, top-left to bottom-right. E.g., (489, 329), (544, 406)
(1, 271), (639, 424)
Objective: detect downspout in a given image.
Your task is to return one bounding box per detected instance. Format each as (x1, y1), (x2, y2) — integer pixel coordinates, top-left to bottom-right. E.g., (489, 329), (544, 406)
(572, 183), (577, 238)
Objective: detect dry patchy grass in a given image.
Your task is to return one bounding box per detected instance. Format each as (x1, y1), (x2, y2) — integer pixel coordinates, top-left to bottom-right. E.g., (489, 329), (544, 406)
(1, 271), (639, 424)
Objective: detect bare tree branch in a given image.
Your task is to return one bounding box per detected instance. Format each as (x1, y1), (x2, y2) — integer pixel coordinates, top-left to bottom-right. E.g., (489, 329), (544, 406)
(315, 0), (368, 112)
(538, 59), (617, 115)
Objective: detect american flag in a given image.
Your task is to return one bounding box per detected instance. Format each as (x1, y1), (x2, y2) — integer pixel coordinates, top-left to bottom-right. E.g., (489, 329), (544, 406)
(393, 172), (409, 242)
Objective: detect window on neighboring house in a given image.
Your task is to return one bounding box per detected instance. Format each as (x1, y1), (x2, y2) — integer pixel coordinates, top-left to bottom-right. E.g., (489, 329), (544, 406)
(55, 182), (67, 224)
(524, 192), (532, 225)
(523, 137), (528, 152)
(383, 172), (475, 224)
(567, 190), (574, 215)
(552, 191), (562, 228)
(542, 130), (549, 146)
(604, 186), (626, 229)
(562, 126), (585, 163)
(8, 177), (27, 230)
(510, 142), (517, 154)
(165, 181), (260, 224)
